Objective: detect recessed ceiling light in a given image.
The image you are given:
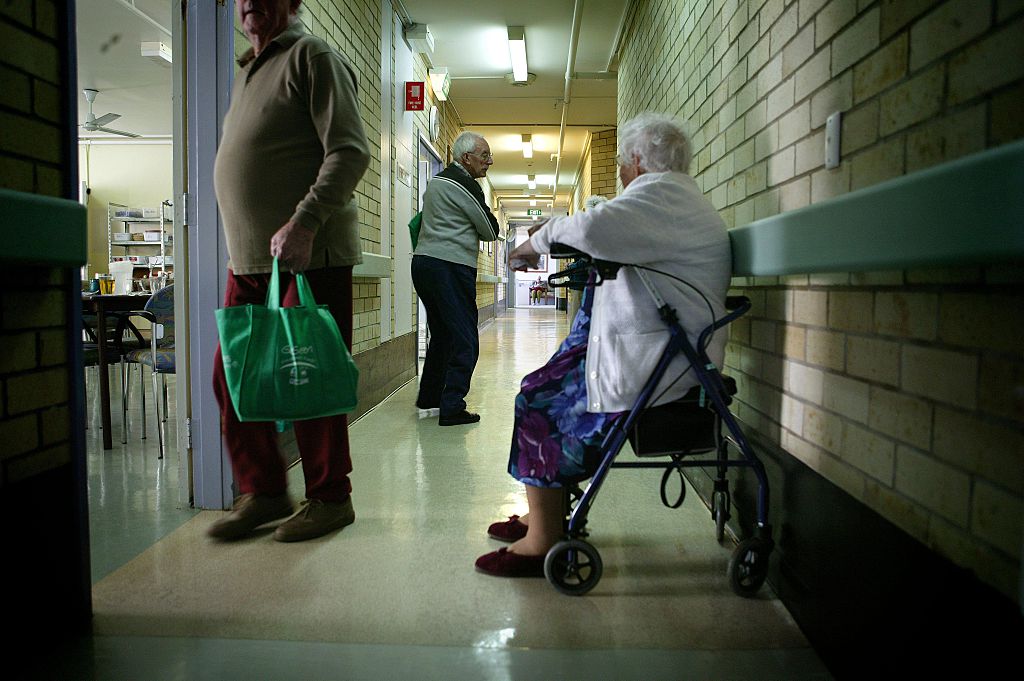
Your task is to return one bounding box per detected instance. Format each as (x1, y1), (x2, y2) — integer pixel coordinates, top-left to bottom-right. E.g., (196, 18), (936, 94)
(507, 26), (528, 82)
(521, 133), (533, 159)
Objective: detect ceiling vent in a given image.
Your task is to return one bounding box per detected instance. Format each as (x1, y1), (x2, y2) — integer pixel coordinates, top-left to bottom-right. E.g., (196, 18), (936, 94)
(504, 72), (537, 87)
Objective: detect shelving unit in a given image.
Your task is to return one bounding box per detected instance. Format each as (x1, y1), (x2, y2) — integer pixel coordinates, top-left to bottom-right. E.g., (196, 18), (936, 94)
(107, 200), (173, 277)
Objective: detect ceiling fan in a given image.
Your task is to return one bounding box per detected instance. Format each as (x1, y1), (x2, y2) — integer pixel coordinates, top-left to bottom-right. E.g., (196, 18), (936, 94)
(80, 88), (140, 138)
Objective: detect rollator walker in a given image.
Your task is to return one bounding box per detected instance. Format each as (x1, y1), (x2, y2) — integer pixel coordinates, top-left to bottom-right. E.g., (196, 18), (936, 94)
(542, 246), (774, 597)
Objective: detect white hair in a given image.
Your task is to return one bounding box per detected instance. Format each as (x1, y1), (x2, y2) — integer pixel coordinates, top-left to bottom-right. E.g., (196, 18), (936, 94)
(584, 195), (608, 210)
(617, 112), (693, 173)
(453, 131), (486, 159)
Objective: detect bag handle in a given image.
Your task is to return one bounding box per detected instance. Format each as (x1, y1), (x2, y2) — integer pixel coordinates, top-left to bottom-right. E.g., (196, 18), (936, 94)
(267, 258), (319, 310)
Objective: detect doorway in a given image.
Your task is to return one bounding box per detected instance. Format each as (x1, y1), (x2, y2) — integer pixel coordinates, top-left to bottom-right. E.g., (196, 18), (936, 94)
(416, 138), (444, 359)
(75, 0), (197, 581)
(508, 225), (556, 308)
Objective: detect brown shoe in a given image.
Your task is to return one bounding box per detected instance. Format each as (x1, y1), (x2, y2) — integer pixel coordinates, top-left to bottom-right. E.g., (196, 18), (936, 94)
(273, 497), (355, 543)
(207, 493), (293, 540)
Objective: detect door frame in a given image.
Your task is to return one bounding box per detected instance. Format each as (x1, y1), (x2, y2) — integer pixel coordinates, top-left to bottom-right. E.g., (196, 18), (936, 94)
(184, 0), (235, 509)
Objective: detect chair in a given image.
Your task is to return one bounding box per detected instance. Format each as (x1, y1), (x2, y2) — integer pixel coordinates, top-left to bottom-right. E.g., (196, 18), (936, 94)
(122, 285), (175, 459)
(82, 311), (145, 439)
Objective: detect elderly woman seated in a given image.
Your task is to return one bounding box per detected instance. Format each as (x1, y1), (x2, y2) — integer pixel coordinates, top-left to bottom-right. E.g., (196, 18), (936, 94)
(475, 112), (733, 578)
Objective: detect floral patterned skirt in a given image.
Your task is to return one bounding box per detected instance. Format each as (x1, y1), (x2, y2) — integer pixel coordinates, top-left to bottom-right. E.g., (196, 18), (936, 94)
(507, 286), (623, 488)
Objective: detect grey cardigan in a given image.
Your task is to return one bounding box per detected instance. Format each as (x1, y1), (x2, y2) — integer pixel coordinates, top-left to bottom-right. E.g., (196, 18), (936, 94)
(415, 164), (499, 267)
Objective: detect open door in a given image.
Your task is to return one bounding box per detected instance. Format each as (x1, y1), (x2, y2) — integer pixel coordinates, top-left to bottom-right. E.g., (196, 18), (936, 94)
(415, 139), (444, 359)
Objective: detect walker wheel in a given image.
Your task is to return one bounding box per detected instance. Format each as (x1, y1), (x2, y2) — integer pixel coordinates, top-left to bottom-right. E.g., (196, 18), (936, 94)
(545, 539), (603, 596)
(727, 537), (770, 598)
(713, 490), (730, 543)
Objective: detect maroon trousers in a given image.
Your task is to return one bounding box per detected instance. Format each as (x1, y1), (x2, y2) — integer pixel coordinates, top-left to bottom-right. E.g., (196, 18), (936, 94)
(212, 266), (354, 502)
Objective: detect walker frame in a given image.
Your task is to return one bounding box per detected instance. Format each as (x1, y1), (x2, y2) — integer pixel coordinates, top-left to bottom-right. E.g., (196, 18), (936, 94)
(542, 246), (775, 597)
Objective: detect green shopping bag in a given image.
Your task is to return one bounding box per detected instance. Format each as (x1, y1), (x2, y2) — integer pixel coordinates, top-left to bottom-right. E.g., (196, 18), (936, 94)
(408, 211), (422, 249)
(215, 258), (358, 422)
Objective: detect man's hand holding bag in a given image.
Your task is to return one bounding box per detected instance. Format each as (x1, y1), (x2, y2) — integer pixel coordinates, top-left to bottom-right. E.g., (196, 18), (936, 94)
(216, 258), (358, 422)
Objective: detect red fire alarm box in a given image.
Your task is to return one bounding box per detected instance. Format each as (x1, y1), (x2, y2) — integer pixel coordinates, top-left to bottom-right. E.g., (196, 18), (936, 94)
(405, 82), (425, 111)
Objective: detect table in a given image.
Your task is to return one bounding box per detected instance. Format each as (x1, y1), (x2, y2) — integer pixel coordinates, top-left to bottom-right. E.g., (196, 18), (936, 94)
(82, 293), (147, 450)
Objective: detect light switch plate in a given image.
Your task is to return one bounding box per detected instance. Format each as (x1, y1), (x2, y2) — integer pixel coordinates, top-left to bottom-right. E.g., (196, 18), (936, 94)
(825, 111), (842, 169)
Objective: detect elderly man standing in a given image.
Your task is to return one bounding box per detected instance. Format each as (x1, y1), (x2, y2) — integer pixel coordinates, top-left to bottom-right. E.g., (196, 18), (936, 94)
(209, 0), (370, 542)
(413, 132), (500, 426)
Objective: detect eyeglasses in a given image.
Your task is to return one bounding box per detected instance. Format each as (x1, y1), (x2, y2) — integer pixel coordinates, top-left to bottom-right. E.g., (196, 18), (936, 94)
(468, 151), (494, 161)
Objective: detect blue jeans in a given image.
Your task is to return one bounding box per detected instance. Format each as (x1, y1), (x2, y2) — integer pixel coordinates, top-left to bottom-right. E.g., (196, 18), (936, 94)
(412, 255), (479, 415)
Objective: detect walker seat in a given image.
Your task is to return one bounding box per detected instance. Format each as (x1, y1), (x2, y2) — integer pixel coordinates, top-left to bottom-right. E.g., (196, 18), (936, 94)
(628, 376), (737, 458)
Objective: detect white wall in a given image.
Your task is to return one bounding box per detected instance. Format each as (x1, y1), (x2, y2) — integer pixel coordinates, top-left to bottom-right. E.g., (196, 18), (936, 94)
(78, 141), (173, 278)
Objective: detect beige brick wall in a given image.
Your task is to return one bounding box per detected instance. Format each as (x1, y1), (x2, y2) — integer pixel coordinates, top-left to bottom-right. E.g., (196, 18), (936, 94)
(0, 2), (73, 484)
(618, 0), (1024, 601)
(570, 138), (593, 215)
(0, 0), (65, 196)
(570, 128), (617, 215)
(591, 129), (618, 198)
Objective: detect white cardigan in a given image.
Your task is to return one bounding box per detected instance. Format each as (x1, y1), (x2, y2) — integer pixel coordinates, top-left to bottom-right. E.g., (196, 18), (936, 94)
(531, 171), (731, 413)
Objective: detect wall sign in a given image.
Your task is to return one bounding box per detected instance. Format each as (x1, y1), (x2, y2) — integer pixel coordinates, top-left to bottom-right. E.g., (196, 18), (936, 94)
(405, 82), (424, 111)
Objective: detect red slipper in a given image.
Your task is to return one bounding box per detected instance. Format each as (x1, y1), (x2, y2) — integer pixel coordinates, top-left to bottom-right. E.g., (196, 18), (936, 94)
(475, 547), (545, 578)
(487, 515), (528, 542)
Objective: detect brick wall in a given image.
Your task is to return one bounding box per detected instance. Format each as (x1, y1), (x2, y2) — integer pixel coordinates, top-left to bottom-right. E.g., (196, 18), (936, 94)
(570, 137), (593, 214)
(590, 128), (618, 198)
(0, 0), (74, 483)
(0, 2), (89, 657)
(618, 0), (1024, 600)
(571, 128), (618, 215)
(0, 0), (64, 196)
(0, 266), (72, 483)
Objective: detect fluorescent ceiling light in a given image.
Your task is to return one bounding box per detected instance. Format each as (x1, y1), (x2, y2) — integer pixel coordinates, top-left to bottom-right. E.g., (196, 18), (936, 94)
(530, 200), (536, 206)
(507, 26), (528, 82)
(521, 133), (533, 159)
(428, 67), (450, 101)
(527, 174), (536, 190)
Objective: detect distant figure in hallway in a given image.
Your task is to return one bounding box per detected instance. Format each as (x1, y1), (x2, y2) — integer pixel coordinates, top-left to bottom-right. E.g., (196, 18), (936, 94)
(476, 112), (732, 577)
(529, 275), (548, 305)
(412, 131), (500, 426)
(209, 0), (370, 542)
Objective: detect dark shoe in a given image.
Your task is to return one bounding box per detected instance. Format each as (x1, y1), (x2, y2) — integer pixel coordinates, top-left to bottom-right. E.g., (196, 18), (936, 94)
(439, 410), (480, 426)
(207, 493), (293, 540)
(416, 399), (440, 410)
(273, 497), (355, 542)
(487, 515), (528, 542)
(475, 547), (545, 577)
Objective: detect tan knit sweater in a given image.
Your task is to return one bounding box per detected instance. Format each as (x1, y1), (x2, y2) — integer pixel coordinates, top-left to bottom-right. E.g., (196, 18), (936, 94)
(214, 21), (371, 274)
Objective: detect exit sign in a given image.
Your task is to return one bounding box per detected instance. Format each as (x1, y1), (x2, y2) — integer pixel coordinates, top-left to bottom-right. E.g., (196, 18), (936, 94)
(526, 209), (542, 216)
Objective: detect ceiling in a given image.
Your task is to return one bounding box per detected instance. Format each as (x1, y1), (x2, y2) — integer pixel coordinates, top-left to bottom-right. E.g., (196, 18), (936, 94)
(76, 0), (174, 139)
(75, 0), (627, 221)
(404, 0), (626, 221)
